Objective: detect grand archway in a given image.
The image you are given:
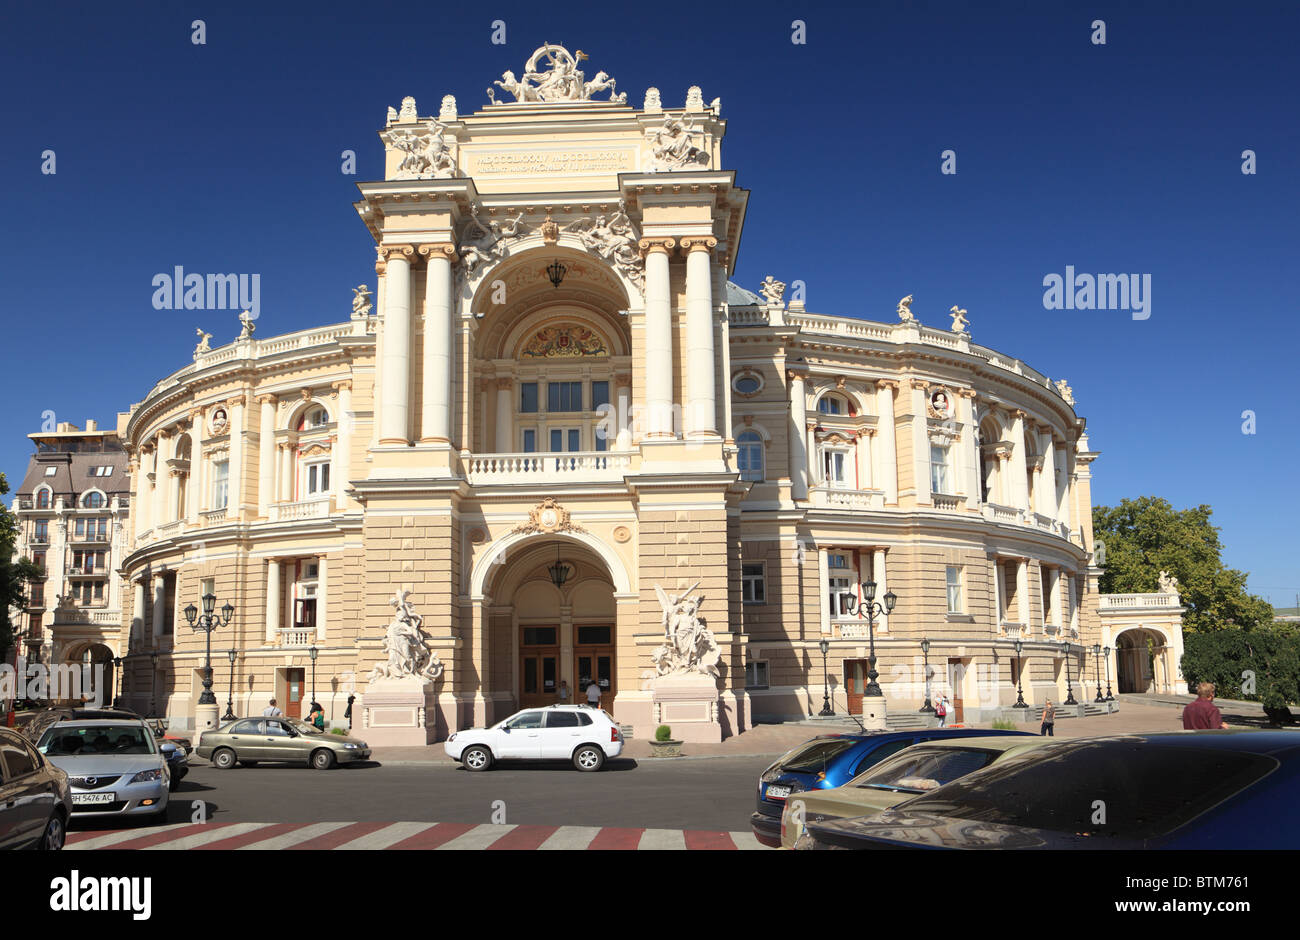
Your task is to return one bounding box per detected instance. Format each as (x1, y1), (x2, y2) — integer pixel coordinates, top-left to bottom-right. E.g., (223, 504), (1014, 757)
(1115, 627), (1172, 694)
(479, 534), (622, 715)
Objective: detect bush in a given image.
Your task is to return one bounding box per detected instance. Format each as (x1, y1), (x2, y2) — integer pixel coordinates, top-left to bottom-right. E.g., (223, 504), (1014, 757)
(654, 724), (672, 742)
(991, 718), (1017, 730)
(330, 727), (348, 736)
(1182, 627), (1300, 710)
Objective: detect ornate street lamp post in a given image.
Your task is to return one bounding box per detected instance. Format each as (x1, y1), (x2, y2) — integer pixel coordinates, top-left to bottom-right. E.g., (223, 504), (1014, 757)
(1012, 639), (1028, 708)
(919, 638), (934, 713)
(1103, 645), (1114, 701)
(223, 649), (238, 722)
(112, 655), (122, 708)
(817, 639), (833, 716)
(184, 593), (234, 733)
(1062, 641), (1078, 706)
(844, 580), (897, 697)
(308, 645), (319, 704)
(1091, 643), (1105, 703)
(150, 652), (159, 717)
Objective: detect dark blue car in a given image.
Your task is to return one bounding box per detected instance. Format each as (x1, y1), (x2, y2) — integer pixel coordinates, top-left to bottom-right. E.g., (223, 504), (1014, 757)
(749, 728), (1031, 847)
(802, 730), (1300, 849)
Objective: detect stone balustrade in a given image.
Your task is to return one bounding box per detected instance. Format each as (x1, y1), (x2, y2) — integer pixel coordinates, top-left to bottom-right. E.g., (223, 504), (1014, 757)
(1099, 593), (1181, 611)
(268, 498), (332, 522)
(467, 451), (632, 485)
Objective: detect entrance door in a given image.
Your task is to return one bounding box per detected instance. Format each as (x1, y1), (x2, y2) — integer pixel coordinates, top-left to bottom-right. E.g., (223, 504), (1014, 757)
(844, 659), (870, 715)
(285, 668), (305, 719)
(520, 625), (560, 708)
(947, 659), (965, 723)
(574, 625), (615, 710)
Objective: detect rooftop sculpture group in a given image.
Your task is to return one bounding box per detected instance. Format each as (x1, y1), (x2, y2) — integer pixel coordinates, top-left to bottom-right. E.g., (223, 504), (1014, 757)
(488, 44), (627, 104)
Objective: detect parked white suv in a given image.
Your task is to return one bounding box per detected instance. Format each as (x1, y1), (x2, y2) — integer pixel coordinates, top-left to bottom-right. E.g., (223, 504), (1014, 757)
(445, 706), (623, 772)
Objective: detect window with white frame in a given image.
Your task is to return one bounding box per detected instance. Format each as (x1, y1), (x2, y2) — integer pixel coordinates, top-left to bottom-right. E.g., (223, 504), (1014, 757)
(828, 552), (856, 618)
(737, 431), (764, 482)
(930, 444), (952, 494)
(946, 566), (964, 614)
(212, 460), (229, 509)
(745, 660), (769, 689)
(200, 577), (215, 602)
(817, 394), (846, 416)
(742, 562), (766, 604)
(298, 407), (329, 430)
(303, 460), (331, 497)
(44, 466), (57, 477)
(822, 448), (849, 487)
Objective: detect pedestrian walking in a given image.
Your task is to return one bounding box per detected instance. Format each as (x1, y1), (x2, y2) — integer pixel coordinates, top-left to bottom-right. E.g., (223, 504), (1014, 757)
(263, 698), (283, 717)
(935, 693), (948, 728)
(345, 694), (355, 729)
(557, 680), (571, 704)
(1182, 682), (1228, 730)
(1040, 699), (1056, 736)
(586, 680), (601, 710)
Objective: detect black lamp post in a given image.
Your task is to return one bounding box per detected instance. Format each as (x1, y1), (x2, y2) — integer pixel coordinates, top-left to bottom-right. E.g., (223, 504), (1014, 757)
(1062, 641), (1078, 706)
(1103, 645), (1114, 701)
(1012, 639), (1028, 708)
(112, 655), (122, 708)
(843, 580), (896, 697)
(183, 593), (234, 710)
(919, 638), (934, 713)
(817, 639), (833, 716)
(223, 649), (237, 721)
(150, 652), (159, 717)
(308, 645), (318, 703)
(1091, 643), (1105, 703)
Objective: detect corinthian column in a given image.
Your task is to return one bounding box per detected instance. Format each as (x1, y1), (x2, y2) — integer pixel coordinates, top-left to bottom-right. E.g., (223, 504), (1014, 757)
(257, 395), (276, 517)
(639, 237), (676, 439)
(333, 381), (352, 508)
(788, 369), (808, 500)
(494, 378), (513, 452)
(418, 242), (456, 444)
(1009, 410), (1031, 513)
(875, 381), (899, 505)
(378, 245), (415, 445)
(681, 236), (718, 438)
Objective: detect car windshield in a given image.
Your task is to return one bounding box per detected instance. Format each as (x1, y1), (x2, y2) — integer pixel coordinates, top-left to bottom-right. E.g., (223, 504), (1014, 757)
(38, 724), (157, 756)
(286, 719), (322, 735)
(894, 740), (1279, 840)
(777, 739), (857, 774)
(851, 746), (1001, 793)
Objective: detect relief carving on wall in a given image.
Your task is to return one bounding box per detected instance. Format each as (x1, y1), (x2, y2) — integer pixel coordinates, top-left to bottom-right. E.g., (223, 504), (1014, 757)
(510, 497), (588, 535)
(519, 324), (607, 358)
(382, 119), (459, 180)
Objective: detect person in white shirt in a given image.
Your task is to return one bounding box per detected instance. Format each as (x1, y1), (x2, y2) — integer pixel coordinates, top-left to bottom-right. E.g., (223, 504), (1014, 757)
(585, 682), (601, 709)
(263, 699), (283, 717)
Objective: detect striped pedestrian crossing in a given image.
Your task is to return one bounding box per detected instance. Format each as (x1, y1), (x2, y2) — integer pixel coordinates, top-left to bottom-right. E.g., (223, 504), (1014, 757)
(66, 821), (768, 851)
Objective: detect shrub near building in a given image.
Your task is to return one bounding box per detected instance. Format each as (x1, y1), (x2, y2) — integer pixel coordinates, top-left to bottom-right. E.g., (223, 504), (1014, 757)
(1181, 626), (1300, 716)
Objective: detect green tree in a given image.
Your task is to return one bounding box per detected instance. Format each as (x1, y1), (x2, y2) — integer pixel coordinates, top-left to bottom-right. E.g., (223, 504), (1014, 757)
(1182, 627), (1300, 710)
(1093, 496), (1273, 634)
(0, 472), (41, 665)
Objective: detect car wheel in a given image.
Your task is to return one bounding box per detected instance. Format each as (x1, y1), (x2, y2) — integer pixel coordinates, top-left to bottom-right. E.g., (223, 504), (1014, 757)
(573, 745), (605, 772)
(211, 748), (238, 769)
(310, 749), (335, 770)
(38, 811), (66, 851)
(463, 746), (492, 772)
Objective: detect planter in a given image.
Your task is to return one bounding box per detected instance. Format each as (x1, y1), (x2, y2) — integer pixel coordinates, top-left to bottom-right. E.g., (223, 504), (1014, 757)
(648, 739), (683, 758)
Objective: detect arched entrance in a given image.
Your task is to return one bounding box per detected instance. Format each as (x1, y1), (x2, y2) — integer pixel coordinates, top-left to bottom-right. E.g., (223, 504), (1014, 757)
(1115, 628), (1170, 694)
(480, 535), (620, 713)
(57, 642), (115, 707)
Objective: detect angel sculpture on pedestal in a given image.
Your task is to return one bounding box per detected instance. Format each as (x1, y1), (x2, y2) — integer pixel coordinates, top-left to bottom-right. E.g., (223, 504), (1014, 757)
(650, 581), (721, 678)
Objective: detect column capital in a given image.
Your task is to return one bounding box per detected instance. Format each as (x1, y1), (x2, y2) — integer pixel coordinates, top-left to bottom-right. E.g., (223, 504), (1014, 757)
(786, 368), (808, 382)
(330, 380), (352, 393)
(187, 406), (204, 422)
(638, 236), (676, 256)
(910, 378), (931, 391)
(418, 242), (458, 264)
(955, 388), (978, 399)
(494, 377), (513, 391)
(1010, 409), (1028, 421)
(680, 235), (718, 253)
(875, 379), (900, 392)
(614, 373), (632, 387)
(381, 244), (417, 263)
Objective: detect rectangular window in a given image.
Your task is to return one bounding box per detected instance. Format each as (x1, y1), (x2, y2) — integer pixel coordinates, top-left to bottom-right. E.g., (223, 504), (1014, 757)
(522, 626), (558, 646)
(577, 626), (612, 645)
(213, 460), (229, 509)
(931, 444), (951, 494)
(44, 466), (57, 477)
(742, 563), (766, 604)
(305, 462), (330, 496)
(93, 582), (104, 602)
(201, 577), (215, 600)
(520, 382), (539, 413)
(75, 519), (85, 537)
(946, 566), (963, 614)
(97, 518), (108, 539)
(823, 450), (847, 485)
(591, 381), (610, 412)
(547, 381), (582, 413)
(745, 661), (769, 689)
(522, 429), (537, 453)
(34, 521), (48, 542)
(32, 551), (45, 575)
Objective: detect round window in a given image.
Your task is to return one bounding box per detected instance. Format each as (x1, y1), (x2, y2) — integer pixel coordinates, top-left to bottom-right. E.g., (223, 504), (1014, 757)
(732, 371), (764, 397)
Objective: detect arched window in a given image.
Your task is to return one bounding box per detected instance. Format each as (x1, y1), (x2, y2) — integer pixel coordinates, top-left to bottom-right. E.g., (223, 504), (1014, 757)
(817, 394), (846, 416)
(297, 406), (330, 431)
(736, 431), (765, 482)
(82, 491), (104, 509)
(35, 487), (51, 509)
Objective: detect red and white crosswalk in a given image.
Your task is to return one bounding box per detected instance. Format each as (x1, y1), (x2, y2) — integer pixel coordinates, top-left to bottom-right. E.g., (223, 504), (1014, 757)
(66, 821), (768, 850)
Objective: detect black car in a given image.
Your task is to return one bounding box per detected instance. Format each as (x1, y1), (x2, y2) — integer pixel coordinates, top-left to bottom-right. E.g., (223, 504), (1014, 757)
(0, 726), (72, 849)
(22, 707), (189, 791)
(803, 730), (1300, 850)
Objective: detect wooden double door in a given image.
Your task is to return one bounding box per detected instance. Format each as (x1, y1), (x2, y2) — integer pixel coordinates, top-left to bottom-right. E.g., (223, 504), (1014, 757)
(519, 625), (615, 710)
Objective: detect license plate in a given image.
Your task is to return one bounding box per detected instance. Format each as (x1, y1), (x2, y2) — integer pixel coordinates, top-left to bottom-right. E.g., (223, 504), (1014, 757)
(766, 785), (791, 800)
(73, 792), (115, 805)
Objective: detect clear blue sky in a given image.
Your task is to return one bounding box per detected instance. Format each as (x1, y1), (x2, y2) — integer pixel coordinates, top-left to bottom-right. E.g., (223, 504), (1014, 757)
(2, 1), (1296, 605)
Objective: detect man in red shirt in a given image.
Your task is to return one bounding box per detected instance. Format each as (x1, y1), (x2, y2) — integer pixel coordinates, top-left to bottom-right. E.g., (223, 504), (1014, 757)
(1182, 683), (1228, 730)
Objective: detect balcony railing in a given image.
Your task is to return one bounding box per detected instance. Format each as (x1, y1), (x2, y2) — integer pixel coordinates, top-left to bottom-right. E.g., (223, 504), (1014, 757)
(930, 492), (965, 510)
(1001, 622), (1025, 639)
(52, 608), (121, 626)
(269, 498), (332, 522)
(1099, 593), (1181, 612)
(982, 503), (1023, 525)
(279, 627), (313, 647)
(467, 452), (632, 485)
(808, 486), (885, 511)
(201, 507), (229, 525)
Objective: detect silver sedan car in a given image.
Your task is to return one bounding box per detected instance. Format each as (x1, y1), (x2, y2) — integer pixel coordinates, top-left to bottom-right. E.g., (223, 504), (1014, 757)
(35, 719), (169, 819)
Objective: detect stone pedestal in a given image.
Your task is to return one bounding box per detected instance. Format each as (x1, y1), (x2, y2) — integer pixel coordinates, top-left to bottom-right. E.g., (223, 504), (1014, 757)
(194, 703), (220, 736)
(860, 695), (887, 731)
(357, 677), (440, 746)
(650, 674), (722, 743)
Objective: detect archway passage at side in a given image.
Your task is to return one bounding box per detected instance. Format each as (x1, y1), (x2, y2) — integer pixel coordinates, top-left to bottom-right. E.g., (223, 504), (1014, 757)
(1115, 627), (1172, 694)
(480, 535), (621, 715)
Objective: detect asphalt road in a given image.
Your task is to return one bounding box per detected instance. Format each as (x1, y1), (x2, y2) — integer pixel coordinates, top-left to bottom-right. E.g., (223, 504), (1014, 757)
(68, 755), (772, 833)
